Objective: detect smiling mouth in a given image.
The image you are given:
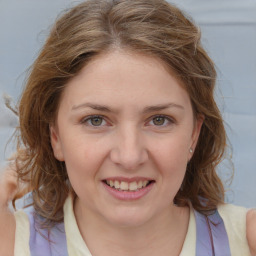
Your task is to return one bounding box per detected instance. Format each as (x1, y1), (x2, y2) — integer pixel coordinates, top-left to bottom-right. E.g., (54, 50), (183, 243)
(103, 179), (155, 192)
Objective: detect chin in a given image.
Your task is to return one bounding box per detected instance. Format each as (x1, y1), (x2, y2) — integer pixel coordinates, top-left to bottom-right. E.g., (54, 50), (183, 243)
(103, 207), (153, 228)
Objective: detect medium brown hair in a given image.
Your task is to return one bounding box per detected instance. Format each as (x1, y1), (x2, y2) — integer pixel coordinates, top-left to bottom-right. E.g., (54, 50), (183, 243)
(13, 0), (228, 225)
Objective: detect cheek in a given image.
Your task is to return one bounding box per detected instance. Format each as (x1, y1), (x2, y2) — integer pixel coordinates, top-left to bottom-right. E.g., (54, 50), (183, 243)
(63, 144), (102, 197)
(151, 135), (191, 166)
(62, 137), (109, 178)
(150, 137), (190, 184)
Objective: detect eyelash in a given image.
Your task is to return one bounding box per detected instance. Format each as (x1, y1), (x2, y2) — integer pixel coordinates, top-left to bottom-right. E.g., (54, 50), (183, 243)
(80, 114), (175, 128)
(147, 115), (175, 127)
(80, 115), (108, 127)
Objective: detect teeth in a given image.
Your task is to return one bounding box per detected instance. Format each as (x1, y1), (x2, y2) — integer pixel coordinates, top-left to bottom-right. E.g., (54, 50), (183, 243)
(114, 180), (120, 189)
(129, 181), (138, 191)
(120, 181), (129, 190)
(105, 179), (151, 191)
(143, 181), (148, 187)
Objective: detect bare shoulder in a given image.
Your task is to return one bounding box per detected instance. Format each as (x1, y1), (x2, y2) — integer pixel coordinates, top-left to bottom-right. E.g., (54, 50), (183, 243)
(0, 166), (17, 255)
(247, 209), (256, 256)
(0, 208), (15, 256)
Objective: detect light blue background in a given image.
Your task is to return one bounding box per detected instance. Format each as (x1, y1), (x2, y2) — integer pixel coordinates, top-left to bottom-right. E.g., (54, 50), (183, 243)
(0, 0), (255, 207)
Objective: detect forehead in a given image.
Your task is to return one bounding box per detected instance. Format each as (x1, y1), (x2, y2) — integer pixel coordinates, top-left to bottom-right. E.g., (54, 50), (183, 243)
(60, 50), (191, 112)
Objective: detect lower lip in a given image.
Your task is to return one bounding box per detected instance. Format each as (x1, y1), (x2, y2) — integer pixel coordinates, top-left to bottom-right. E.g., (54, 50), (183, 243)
(102, 181), (154, 201)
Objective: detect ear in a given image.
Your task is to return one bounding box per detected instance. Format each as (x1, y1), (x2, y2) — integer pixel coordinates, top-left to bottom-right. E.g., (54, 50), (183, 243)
(188, 114), (204, 160)
(50, 125), (64, 161)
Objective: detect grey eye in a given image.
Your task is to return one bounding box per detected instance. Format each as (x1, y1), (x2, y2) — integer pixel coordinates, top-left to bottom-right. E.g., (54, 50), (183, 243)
(152, 116), (165, 126)
(90, 116), (103, 126)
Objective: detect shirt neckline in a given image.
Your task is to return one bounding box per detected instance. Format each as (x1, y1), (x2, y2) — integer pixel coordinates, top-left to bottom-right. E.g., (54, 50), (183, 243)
(64, 195), (196, 256)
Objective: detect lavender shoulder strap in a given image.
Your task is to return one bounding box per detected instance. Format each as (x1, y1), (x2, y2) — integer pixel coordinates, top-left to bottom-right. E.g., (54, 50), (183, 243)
(194, 209), (231, 256)
(23, 205), (68, 256)
(22, 198), (231, 256)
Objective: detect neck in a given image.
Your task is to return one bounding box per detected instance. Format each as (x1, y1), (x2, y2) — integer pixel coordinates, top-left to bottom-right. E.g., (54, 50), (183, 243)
(74, 198), (189, 256)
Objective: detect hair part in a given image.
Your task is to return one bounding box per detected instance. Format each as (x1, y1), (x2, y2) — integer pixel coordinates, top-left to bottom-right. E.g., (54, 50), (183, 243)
(13, 0), (229, 226)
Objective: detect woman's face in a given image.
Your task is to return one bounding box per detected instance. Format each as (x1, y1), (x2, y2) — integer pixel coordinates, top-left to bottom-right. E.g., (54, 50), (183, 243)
(50, 50), (202, 227)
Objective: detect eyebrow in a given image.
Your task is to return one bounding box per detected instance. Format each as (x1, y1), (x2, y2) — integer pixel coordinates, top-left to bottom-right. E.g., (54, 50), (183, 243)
(71, 102), (184, 113)
(142, 103), (184, 113)
(72, 103), (112, 112)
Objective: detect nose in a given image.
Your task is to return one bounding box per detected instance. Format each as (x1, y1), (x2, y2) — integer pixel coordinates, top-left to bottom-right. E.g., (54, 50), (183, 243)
(110, 126), (148, 171)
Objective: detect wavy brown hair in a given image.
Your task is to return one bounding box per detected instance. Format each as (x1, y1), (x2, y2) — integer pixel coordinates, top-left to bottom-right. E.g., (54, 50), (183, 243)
(13, 0), (229, 225)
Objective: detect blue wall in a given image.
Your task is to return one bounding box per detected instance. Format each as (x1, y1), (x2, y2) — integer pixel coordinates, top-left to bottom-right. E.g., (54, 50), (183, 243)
(0, 0), (255, 207)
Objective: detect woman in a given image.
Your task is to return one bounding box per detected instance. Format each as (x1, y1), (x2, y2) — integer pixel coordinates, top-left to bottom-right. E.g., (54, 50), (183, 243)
(0, 0), (255, 255)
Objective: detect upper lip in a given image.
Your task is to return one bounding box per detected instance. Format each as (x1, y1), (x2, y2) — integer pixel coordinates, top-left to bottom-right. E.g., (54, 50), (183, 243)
(102, 176), (154, 182)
